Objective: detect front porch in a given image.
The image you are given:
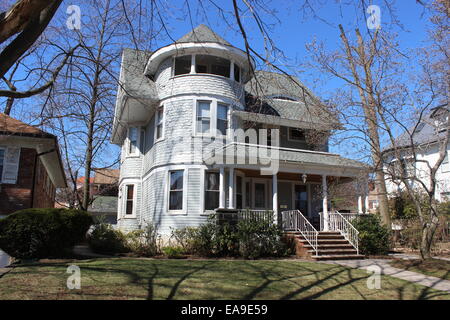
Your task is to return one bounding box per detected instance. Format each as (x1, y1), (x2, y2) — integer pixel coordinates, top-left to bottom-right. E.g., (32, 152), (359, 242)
(212, 167), (371, 230)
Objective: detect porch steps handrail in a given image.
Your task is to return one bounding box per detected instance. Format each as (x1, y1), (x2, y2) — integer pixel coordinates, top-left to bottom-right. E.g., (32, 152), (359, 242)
(329, 211), (360, 255)
(281, 210), (318, 256)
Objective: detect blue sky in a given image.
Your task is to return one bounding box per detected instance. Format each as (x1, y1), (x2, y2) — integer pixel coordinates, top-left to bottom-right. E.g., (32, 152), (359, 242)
(5, 0), (434, 169)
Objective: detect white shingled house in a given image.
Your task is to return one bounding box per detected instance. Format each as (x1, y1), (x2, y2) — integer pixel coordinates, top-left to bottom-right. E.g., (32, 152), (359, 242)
(111, 25), (368, 259)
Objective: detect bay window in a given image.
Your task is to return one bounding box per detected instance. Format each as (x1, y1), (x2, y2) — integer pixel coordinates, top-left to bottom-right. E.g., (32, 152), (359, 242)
(128, 127), (138, 154)
(204, 171), (220, 210)
(125, 185), (134, 215)
(155, 106), (164, 140)
(169, 170), (184, 211)
(217, 103), (228, 136)
(196, 101), (211, 134)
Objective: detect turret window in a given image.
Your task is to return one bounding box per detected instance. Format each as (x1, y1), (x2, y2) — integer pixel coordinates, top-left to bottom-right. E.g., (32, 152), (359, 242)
(174, 55), (191, 75)
(195, 55), (230, 78)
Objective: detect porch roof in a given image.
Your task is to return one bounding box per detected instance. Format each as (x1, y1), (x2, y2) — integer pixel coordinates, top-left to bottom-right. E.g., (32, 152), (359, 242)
(205, 143), (369, 173)
(232, 110), (342, 130)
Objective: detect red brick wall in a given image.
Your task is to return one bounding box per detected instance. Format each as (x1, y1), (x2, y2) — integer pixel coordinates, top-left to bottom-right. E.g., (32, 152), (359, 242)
(0, 148), (56, 215)
(32, 157), (55, 209)
(0, 148), (35, 215)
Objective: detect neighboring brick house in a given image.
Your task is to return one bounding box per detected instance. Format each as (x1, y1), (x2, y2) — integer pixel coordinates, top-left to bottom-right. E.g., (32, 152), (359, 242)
(0, 113), (67, 216)
(75, 169), (119, 224)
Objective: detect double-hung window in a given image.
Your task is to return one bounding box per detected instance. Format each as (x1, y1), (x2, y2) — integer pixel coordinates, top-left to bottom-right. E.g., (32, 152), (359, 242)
(128, 127), (138, 154)
(155, 106), (164, 140)
(217, 103), (228, 136)
(0, 148), (4, 181)
(196, 101), (211, 134)
(204, 171), (220, 210)
(169, 170), (184, 211)
(125, 185), (135, 216)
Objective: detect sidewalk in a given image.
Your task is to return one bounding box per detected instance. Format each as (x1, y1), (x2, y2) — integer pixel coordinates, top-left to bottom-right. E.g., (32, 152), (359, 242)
(323, 258), (450, 293)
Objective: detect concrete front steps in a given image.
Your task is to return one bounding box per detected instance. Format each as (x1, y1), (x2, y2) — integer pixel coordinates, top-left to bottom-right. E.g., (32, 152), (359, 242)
(285, 231), (365, 261)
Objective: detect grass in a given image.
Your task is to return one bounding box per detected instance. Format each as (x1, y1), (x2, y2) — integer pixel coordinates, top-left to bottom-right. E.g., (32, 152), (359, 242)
(390, 258), (450, 281)
(0, 258), (449, 300)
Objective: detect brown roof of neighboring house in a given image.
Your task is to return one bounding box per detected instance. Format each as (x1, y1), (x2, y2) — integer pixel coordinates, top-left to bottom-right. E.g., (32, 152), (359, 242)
(0, 113), (54, 138)
(93, 169), (120, 184)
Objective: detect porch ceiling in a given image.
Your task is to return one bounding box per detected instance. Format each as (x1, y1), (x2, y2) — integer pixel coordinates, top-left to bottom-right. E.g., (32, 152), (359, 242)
(237, 169), (354, 183)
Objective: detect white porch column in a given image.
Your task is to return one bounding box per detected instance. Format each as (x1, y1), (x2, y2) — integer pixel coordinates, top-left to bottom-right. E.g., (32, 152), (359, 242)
(230, 61), (235, 80)
(322, 175), (329, 231)
(272, 173), (278, 225)
(365, 195), (369, 214)
(190, 55), (196, 74)
(358, 195), (363, 214)
(219, 166), (225, 209)
(228, 167), (234, 209)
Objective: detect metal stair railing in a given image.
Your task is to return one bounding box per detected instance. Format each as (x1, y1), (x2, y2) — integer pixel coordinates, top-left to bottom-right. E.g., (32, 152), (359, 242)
(282, 210), (318, 256)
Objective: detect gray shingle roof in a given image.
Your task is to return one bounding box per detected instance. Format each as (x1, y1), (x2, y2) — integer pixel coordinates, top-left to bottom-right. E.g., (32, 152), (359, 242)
(120, 48), (157, 99)
(245, 71), (340, 127)
(384, 104), (449, 151)
(176, 24), (231, 46)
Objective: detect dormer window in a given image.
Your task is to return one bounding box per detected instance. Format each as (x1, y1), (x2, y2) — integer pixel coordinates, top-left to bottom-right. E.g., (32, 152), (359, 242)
(196, 55), (230, 78)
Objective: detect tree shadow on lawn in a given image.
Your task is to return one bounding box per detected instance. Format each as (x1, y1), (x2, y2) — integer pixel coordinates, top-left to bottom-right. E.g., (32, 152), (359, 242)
(2, 258), (450, 300)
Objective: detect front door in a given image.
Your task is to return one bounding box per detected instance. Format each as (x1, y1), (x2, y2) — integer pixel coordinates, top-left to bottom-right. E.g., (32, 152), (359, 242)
(294, 184), (308, 215)
(278, 182), (292, 212)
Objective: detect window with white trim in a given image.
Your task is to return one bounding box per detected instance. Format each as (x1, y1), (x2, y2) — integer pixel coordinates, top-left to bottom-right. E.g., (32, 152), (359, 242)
(155, 106), (164, 140)
(125, 185), (134, 215)
(217, 103), (228, 136)
(0, 148), (4, 181)
(204, 171), (219, 210)
(196, 101), (211, 134)
(174, 55), (191, 76)
(128, 127), (138, 154)
(168, 170), (184, 211)
(196, 55), (230, 77)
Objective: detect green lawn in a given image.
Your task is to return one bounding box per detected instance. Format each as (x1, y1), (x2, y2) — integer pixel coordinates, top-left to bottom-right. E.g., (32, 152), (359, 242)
(0, 258), (449, 300)
(390, 259), (450, 281)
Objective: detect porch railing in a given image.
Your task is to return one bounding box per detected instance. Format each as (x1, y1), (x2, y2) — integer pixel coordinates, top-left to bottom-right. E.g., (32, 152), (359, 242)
(237, 209), (274, 223)
(281, 210), (318, 256)
(328, 211), (360, 255)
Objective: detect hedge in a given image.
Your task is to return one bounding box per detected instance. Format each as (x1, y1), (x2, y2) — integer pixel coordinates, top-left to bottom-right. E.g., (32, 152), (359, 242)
(0, 208), (93, 259)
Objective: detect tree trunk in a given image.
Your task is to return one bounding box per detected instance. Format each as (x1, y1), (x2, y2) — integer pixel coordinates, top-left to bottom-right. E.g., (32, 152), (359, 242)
(419, 215), (439, 260)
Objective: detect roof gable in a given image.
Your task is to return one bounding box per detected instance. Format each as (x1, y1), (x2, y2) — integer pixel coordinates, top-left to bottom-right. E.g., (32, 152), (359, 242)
(0, 113), (54, 138)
